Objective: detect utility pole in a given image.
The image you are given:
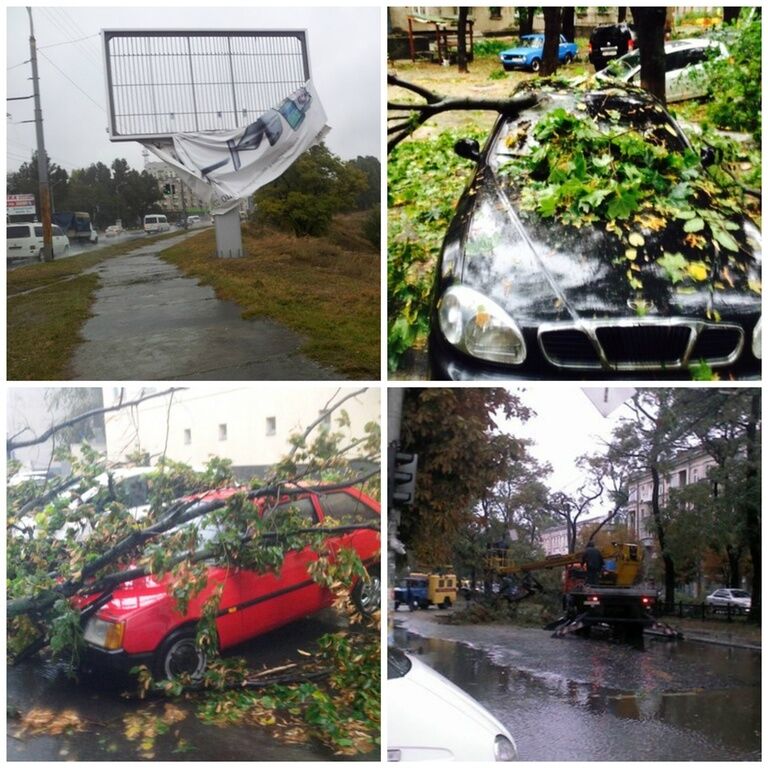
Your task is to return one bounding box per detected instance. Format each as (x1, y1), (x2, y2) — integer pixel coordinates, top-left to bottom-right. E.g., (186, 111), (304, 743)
(28, 7), (53, 261)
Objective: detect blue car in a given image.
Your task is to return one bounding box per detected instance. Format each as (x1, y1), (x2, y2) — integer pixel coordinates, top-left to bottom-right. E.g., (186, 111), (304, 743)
(499, 34), (578, 73)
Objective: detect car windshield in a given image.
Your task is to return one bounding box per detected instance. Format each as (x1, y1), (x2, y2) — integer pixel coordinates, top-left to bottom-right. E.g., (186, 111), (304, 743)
(387, 647), (412, 679)
(604, 51), (640, 77)
(731, 590), (750, 598)
(517, 36), (542, 48)
(490, 88), (689, 170)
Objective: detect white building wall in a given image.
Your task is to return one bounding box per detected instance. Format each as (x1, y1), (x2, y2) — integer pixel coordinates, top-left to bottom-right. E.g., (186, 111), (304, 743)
(103, 386), (379, 470)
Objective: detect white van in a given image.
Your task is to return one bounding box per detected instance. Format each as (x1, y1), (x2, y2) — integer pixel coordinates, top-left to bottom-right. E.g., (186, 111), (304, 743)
(143, 214), (170, 234)
(7, 222), (70, 261)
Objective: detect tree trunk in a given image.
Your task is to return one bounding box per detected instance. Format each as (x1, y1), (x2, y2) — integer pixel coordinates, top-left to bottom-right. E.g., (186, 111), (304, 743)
(541, 8), (562, 76)
(519, 8), (535, 36)
(618, 7), (628, 23)
(744, 392), (761, 624)
(457, 7), (469, 74)
(631, 7), (667, 104)
(723, 7), (741, 24)
(650, 464), (675, 609)
(726, 544), (742, 588)
(561, 7), (575, 42)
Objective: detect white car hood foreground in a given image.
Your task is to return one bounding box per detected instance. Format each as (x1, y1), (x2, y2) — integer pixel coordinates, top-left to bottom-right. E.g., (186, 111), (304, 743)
(388, 653), (517, 761)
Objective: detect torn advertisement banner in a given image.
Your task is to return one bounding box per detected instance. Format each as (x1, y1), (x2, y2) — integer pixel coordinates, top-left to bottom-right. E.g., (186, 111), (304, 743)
(143, 79), (329, 214)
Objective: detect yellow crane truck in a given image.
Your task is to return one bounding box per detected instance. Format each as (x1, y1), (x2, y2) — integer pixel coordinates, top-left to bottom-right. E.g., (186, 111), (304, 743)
(488, 542), (679, 641)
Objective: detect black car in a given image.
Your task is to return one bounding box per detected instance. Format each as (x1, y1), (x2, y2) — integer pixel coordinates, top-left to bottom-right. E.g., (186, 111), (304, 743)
(589, 22), (638, 71)
(429, 80), (762, 380)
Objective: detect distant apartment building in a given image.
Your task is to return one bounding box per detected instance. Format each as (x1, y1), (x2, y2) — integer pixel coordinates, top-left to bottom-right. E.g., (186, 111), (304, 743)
(102, 386), (379, 480)
(143, 160), (208, 217)
(388, 6), (620, 36)
(624, 448), (716, 547)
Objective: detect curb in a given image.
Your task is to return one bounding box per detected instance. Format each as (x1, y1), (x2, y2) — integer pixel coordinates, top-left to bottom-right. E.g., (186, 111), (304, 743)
(678, 632), (761, 651)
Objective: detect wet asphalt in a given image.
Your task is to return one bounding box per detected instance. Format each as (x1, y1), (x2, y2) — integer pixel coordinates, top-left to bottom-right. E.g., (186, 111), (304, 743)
(392, 608), (761, 761)
(59, 230), (340, 381)
(8, 609), (377, 762)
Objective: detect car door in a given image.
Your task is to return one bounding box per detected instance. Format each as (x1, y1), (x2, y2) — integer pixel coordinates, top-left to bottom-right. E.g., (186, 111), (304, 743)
(315, 490), (380, 567)
(236, 495), (327, 642)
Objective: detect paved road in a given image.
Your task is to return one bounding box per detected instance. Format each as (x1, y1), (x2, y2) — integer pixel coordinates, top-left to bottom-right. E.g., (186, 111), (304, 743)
(70, 233), (340, 381)
(391, 609), (761, 761)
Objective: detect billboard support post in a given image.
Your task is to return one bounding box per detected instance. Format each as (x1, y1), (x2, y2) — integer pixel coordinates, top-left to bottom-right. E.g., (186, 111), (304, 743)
(214, 208), (243, 259)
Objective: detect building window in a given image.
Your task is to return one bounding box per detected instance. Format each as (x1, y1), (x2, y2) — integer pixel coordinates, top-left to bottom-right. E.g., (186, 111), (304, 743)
(489, 7), (502, 20)
(218, 423), (227, 441)
(266, 416), (276, 436)
(183, 428), (191, 445)
(678, 469), (687, 487)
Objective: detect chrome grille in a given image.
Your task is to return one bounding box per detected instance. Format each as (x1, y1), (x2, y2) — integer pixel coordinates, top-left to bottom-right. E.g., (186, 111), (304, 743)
(538, 320), (744, 371)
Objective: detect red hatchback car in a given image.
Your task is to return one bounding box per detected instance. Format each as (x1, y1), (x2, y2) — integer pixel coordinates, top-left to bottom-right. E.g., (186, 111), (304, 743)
(77, 485), (380, 681)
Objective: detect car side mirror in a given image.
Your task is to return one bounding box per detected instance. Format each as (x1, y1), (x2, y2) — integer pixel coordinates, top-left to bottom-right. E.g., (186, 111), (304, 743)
(700, 145), (720, 167)
(454, 138), (481, 162)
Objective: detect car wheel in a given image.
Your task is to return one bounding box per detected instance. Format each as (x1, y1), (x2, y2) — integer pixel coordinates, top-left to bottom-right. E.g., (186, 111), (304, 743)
(502, 64), (513, 72)
(62, 245), (70, 257)
(409, 600), (419, 612)
(394, 600), (400, 611)
(351, 563), (381, 618)
(530, 58), (541, 73)
(155, 627), (207, 682)
(564, 53), (574, 64)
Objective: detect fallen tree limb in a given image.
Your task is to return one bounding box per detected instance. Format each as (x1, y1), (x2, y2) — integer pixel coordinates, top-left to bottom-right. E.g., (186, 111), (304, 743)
(387, 74), (539, 152)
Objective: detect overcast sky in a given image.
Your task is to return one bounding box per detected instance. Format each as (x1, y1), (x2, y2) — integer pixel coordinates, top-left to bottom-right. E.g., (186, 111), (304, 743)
(499, 387), (635, 516)
(6, 6), (380, 175)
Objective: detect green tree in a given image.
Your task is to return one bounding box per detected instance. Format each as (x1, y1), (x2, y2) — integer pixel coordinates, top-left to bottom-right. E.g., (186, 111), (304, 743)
(705, 13), (761, 141)
(348, 155), (381, 210)
(399, 388), (531, 566)
(252, 144), (367, 237)
(7, 152), (70, 212)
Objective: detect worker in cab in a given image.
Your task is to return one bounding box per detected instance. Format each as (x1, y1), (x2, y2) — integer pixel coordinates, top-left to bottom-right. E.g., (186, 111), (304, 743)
(581, 541), (604, 586)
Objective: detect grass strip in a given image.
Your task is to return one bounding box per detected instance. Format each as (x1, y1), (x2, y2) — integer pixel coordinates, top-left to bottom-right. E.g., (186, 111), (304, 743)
(7, 231), (189, 380)
(159, 212), (380, 378)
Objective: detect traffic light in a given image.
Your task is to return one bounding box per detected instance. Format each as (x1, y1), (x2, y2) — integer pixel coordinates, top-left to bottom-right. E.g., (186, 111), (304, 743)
(392, 451), (418, 506)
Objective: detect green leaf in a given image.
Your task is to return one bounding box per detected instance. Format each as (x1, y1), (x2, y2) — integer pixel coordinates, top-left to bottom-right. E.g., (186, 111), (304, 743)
(656, 251), (688, 284)
(683, 217), (705, 233)
(607, 188), (639, 220)
(711, 227), (740, 252)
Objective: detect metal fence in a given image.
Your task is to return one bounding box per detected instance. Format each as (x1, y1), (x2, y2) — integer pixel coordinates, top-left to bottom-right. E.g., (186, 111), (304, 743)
(103, 30), (310, 141)
(656, 601), (751, 622)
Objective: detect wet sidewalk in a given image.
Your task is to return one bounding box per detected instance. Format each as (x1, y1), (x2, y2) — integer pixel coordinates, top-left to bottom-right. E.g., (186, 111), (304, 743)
(71, 233), (340, 381)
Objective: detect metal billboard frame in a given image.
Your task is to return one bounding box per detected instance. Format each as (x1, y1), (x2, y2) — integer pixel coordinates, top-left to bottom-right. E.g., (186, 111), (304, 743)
(102, 29), (310, 142)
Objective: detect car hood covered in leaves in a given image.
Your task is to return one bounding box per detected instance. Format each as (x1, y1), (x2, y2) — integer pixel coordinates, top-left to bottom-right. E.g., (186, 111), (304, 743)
(458, 173), (761, 323)
(446, 82), (761, 325)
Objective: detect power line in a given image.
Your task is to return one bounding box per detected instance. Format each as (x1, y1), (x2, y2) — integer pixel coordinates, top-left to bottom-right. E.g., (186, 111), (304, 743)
(38, 32), (99, 51)
(41, 7), (101, 70)
(38, 50), (106, 114)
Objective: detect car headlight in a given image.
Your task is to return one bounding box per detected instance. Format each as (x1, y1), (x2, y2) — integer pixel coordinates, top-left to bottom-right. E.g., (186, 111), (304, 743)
(494, 734), (518, 761)
(438, 285), (526, 364)
(752, 316), (761, 359)
(83, 616), (125, 650)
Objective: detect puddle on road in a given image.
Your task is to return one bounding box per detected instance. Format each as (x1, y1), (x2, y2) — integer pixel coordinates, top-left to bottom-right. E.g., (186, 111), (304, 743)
(396, 631), (760, 761)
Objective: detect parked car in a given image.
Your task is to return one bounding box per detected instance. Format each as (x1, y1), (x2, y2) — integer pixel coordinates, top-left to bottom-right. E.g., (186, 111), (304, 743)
(7, 222), (70, 261)
(596, 38), (728, 102)
(499, 34), (578, 73)
(588, 22), (638, 71)
(186, 215), (201, 225)
(388, 648), (518, 761)
(105, 224), (123, 237)
(429, 80), (762, 380)
(705, 588), (751, 613)
(76, 485), (380, 680)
